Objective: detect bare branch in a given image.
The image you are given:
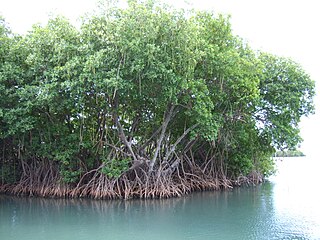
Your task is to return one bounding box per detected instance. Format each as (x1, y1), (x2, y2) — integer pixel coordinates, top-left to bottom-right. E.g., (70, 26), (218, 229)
(149, 104), (175, 172)
(164, 123), (199, 163)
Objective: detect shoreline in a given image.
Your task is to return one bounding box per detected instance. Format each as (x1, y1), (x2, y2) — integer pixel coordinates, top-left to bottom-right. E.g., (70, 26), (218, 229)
(0, 172), (263, 200)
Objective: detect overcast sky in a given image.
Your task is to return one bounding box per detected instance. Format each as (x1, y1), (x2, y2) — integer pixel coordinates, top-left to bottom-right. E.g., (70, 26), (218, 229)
(1, 0), (319, 156)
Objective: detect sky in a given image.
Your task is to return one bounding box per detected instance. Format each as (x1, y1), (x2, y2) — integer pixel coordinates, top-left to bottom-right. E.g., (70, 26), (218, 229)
(0, 0), (319, 156)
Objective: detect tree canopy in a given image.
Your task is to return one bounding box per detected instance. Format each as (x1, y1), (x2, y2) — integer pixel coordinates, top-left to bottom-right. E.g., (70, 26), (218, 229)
(0, 1), (315, 199)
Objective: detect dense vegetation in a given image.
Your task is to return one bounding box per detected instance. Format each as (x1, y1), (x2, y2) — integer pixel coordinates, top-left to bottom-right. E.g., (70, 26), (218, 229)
(0, 1), (315, 199)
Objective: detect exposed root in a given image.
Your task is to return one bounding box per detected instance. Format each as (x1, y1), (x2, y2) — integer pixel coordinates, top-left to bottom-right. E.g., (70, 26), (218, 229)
(0, 159), (262, 199)
(233, 171), (264, 186)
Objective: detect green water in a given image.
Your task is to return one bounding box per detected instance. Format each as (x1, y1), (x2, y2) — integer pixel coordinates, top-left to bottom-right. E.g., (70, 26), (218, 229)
(1, 157), (320, 240)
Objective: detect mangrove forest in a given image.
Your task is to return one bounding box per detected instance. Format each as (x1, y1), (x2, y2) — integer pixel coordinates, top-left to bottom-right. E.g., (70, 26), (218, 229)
(0, 1), (315, 199)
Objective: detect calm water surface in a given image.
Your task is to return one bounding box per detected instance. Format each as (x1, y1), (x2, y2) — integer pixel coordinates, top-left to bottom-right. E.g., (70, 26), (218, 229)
(1, 157), (320, 240)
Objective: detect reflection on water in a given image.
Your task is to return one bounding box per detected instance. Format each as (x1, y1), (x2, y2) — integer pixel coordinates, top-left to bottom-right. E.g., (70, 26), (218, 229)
(1, 157), (319, 240)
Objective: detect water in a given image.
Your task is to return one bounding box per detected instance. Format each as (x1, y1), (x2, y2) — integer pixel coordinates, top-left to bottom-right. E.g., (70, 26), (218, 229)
(1, 157), (320, 240)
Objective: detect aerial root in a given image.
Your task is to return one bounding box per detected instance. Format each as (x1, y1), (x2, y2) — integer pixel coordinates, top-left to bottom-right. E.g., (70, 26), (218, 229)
(0, 162), (252, 199)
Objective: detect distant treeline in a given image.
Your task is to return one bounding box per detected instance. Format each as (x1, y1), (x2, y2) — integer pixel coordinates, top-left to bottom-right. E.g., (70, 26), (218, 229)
(274, 150), (305, 157)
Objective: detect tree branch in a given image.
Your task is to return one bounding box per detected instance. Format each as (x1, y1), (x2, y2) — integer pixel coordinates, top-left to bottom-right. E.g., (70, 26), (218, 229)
(149, 104), (175, 172)
(164, 123), (198, 163)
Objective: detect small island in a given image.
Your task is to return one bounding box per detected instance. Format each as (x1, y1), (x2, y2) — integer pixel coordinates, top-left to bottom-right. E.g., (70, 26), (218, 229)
(0, 1), (315, 199)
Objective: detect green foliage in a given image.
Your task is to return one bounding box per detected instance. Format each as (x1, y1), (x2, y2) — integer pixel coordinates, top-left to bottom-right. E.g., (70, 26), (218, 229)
(60, 166), (82, 184)
(0, 1), (315, 190)
(256, 155), (276, 177)
(101, 158), (130, 178)
(256, 53), (315, 150)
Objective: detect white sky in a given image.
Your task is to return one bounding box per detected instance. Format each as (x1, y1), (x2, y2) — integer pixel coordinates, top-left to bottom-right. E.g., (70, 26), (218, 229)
(0, 0), (319, 156)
